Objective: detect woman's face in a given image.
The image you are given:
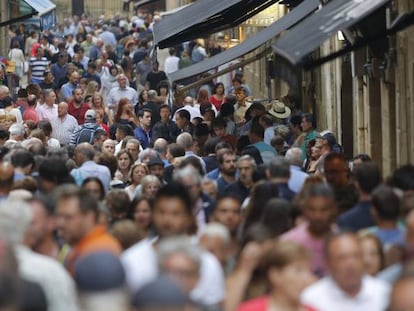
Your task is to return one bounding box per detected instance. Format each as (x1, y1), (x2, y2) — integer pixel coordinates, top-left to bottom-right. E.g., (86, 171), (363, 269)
(360, 237), (382, 276)
(111, 67), (118, 76)
(133, 199), (152, 230)
(216, 85), (224, 95)
(142, 91), (148, 101)
(144, 182), (160, 199)
(83, 180), (103, 201)
(118, 153), (131, 171)
(93, 95), (103, 106)
(159, 87), (168, 96)
(268, 259), (314, 304)
(122, 103), (133, 114)
(132, 166), (147, 185)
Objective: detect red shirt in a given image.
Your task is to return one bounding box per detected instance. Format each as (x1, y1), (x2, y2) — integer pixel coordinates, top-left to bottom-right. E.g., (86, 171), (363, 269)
(209, 95), (225, 111)
(23, 106), (39, 123)
(67, 101), (90, 125)
(237, 296), (318, 311)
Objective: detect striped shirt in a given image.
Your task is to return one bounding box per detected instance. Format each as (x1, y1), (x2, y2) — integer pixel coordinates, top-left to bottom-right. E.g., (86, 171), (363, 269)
(51, 114), (79, 145)
(29, 57), (49, 81)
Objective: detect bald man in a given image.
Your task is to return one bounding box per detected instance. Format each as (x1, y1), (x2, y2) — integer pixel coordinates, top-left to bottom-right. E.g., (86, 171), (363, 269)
(51, 102), (78, 146)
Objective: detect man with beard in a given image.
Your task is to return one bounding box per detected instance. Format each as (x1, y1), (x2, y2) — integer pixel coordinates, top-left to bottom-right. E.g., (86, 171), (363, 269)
(216, 150), (237, 195)
(68, 88), (90, 125)
(225, 155), (256, 202)
(282, 182), (337, 277)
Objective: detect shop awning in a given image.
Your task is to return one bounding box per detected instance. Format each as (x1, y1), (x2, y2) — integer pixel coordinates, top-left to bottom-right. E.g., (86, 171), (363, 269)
(0, 0), (36, 28)
(272, 0), (391, 67)
(23, 0), (56, 29)
(154, 0), (279, 49)
(134, 0), (160, 8)
(169, 0), (320, 83)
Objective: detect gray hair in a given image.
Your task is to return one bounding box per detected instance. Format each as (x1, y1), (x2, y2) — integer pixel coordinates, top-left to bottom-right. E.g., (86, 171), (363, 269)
(285, 147), (303, 167)
(0, 199), (32, 244)
(153, 138), (168, 154)
(138, 148), (158, 163)
(147, 90), (157, 100)
(237, 155), (256, 168)
(141, 175), (161, 191)
(201, 177), (217, 190)
(176, 133), (193, 150)
(173, 166), (202, 185)
(268, 156), (290, 179)
(274, 125), (290, 140)
(126, 138), (140, 148)
(158, 236), (201, 272)
(199, 222), (231, 246)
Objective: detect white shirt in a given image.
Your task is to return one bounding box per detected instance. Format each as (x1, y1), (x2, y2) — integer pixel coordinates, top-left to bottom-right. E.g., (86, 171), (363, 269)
(121, 239), (225, 306)
(36, 103), (58, 121)
(164, 55), (180, 75)
(15, 245), (79, 311)
(106, 86), (138, 109)
(301, 275), (390, 311)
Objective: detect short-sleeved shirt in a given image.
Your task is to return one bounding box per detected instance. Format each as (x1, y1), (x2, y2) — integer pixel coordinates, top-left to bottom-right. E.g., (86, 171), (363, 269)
(29, 57), (49, 81)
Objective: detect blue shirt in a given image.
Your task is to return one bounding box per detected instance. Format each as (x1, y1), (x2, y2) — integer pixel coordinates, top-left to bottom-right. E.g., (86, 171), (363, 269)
(60, 82), (77, 101)
(251, 142), (277, 165)
(71, 161), (111, 192)
(337, 201), (375, 232)
(288, 165), (308, 193)
(134, 126), (151, 149)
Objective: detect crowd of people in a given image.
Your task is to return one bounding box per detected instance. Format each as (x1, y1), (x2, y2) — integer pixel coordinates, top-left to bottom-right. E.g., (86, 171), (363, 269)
(0, 9), (414, 311)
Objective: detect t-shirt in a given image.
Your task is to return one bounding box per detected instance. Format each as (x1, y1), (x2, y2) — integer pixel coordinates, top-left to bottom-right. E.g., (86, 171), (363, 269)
(282, 223), (329, 277)
(29, 57), (49, 81)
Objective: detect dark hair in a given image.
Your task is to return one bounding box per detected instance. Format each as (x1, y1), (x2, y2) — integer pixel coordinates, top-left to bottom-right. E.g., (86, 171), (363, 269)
(390, 165), (414, 191)
(302, 113), (316, 128)
(249, 122), (264, 139)
(219, 102), (234, 118)
(116, 124), (134, 137)
(127, 197), (154, 221)
(55, 184), (99, 216)
(372, 185), (400, 220)
(243, 181), (280, 234)
(95, 152), (118, 179)
(211, 117), (227, 129)
(218, 149), (236, 165)
(268, 156), (290, 179)
(303, 182), (335, 200)
(37, 120), (53, 137)
(241, 145), (263, 165)
(154, 183), (193, 216)
(353, 153), (372, 162)
(137, 108), (152, 118)
(260, 198), (292, 237)
(290, 115), (302, 127)
(38, 158), (74, 184)
(204, 137), (221, 155)
(81, 177), (105, 201)
(10, 149), (35, 169)
(159, 104), (171, 113)
(353, 162), (382, 194)
(167, 143), (185, 158)
(176, 109), (190, 122)
(214, 193), (243, 209)
(178, 156), (204, 176)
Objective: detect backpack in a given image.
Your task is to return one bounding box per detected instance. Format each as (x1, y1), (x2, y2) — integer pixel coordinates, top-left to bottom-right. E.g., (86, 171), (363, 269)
(76, 124), (99, 145)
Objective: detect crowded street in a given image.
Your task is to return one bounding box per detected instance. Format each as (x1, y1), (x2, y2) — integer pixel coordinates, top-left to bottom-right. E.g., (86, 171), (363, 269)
(0, 0), (413, 310)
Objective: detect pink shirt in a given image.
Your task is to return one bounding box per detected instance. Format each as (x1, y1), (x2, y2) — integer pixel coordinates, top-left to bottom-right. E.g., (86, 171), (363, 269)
(281, 223), (328, 277)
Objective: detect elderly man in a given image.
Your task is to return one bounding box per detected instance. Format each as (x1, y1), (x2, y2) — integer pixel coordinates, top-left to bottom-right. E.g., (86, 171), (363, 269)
(302, 232), (390, 311)
(107, 74), (138, 112)
(70, 143), (111, 191)
(285, 147), (308, 193)
(36, 89), (58, 121)
(51, 102), (78, 145)
(225, 155), (256, 202)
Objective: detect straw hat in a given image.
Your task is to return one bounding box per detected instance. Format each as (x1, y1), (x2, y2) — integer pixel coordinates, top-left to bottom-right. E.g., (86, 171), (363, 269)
(268, 100), (291, 119)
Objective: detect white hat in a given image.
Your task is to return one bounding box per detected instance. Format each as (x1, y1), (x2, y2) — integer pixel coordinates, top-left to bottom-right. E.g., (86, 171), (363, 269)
(267, 100), (291, 119)
(84, 109), (97, 120)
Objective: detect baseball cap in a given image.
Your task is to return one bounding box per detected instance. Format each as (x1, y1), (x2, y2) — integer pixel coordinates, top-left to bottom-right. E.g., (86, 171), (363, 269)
(84, 109), (97, 120)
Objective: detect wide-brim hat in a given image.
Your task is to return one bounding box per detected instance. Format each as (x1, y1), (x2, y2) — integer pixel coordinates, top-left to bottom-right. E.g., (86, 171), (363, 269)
(268, 100), (291, 119)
